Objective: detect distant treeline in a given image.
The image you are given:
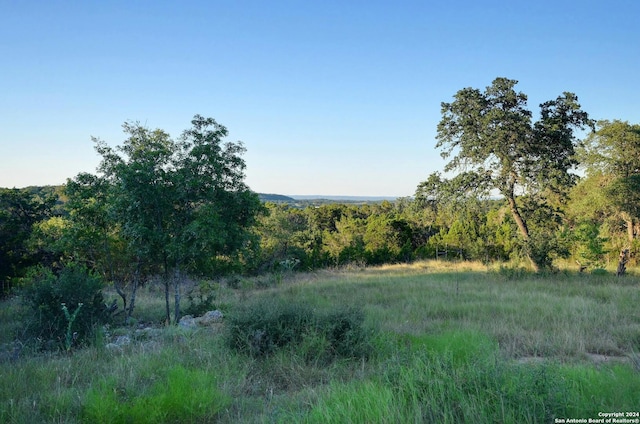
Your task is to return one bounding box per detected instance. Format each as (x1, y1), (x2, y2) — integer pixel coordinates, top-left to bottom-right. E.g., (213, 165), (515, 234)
(1, 178), (635, 294)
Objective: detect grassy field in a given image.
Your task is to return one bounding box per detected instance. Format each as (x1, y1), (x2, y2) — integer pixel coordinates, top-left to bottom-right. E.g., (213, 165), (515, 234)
(1, 261), (639, 423)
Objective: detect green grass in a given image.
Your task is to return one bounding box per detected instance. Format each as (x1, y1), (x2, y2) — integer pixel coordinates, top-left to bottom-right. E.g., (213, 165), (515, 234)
(1, 260), (639, 423)
(299, 329), (640, 423)
(82, 365), (230, 423)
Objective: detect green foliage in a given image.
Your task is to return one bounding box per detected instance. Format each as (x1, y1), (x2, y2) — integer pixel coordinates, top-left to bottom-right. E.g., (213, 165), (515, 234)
(579, 119), (640, 178)
(606, 174), (640, 223)
(82, 365), (230, 424)
(22, 263), (109, 350)
(315, 305), (373, 359)
(573, 120), (640, 260)
(225, 298), (374, 361)
(254, 202), (423, 268)
(323, 215), (367, 265)
(0, 187), (57, 295)
(256, 203), (312, 271)
(523, 229), (566, 271)
(226, 298), (312, 357)
(571, 221), (608, 268)
(183, 280), (218, 317)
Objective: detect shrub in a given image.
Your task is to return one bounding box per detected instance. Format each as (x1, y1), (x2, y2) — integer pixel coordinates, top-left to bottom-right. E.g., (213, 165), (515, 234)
(225, 298), (374, 361)
(22, 263), (110, 350)
(183, 280), (218, 317)
(316, 305), (372, 359)
(225, 298), (313, 357)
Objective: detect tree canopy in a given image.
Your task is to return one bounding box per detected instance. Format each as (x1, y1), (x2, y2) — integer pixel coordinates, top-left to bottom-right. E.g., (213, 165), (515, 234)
(579, 120), (640, 178)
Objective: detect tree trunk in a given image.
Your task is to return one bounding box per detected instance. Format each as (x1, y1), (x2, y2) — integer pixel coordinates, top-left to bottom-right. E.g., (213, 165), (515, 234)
(126, 263), (140, 325)
(163, 254), (171, 325)
(506, 195), (540, 272)
(617, 248), (630, 276)
(173, 267), (181, 325)
(625, 217), (635, 243)
(114, 280), (127, 322)
(127, 278), (138, 325)
(506, 195), (529, 240)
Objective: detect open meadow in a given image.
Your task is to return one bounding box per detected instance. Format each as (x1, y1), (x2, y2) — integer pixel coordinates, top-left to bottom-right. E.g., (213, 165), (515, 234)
(1, 261), (639, 423)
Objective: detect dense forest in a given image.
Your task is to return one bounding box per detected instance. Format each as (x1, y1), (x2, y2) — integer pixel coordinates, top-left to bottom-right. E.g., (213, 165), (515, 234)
(2, 79), (640, 335)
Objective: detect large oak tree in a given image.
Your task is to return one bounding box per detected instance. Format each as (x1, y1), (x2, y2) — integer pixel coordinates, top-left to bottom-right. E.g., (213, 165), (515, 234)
(423, 77), (592, 270)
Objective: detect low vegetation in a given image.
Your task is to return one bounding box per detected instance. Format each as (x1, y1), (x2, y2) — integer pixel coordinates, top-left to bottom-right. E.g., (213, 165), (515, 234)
(1, 261), (639, 423)
(21, 264), (111, 351)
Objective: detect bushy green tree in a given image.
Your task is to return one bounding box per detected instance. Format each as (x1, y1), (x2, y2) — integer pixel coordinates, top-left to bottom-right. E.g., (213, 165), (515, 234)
(364, 215), (414, 264)
(64, 172), (141, 322)
(579, 120), (640, 178)
(73, 115), (263, 324)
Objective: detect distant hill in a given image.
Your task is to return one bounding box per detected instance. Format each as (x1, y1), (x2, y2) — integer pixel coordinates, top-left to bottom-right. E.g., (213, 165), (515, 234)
(256, 193), (401, 206)
(257, 193), (297, 202)
(289, 195), (399, 202)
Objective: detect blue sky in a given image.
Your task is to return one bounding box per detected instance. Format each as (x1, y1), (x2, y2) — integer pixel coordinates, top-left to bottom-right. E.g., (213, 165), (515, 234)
(1, 0), (638, 196)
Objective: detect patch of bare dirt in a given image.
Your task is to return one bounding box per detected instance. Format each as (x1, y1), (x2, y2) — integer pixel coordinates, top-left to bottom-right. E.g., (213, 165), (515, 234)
(515, 353), (633, 366)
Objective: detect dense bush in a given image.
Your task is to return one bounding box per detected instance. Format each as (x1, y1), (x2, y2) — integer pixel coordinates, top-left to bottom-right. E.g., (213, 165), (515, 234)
(225, 297), (374, 361)
(316, 306), (372, 359)
(183, 280), (218, 317)
(22, 263), (110, 350)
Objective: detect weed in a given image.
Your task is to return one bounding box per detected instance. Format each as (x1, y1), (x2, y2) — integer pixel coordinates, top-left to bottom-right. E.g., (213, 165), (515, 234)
(61, 302), (83, 352)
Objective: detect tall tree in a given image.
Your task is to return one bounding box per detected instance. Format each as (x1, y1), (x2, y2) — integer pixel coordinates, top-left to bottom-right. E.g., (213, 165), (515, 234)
(79, 115), (262, 324)
(428, 77), (592, 270)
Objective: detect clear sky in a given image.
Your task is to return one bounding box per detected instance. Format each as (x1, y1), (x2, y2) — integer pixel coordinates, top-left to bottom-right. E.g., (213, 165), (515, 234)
(1, 0), (638, 197)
